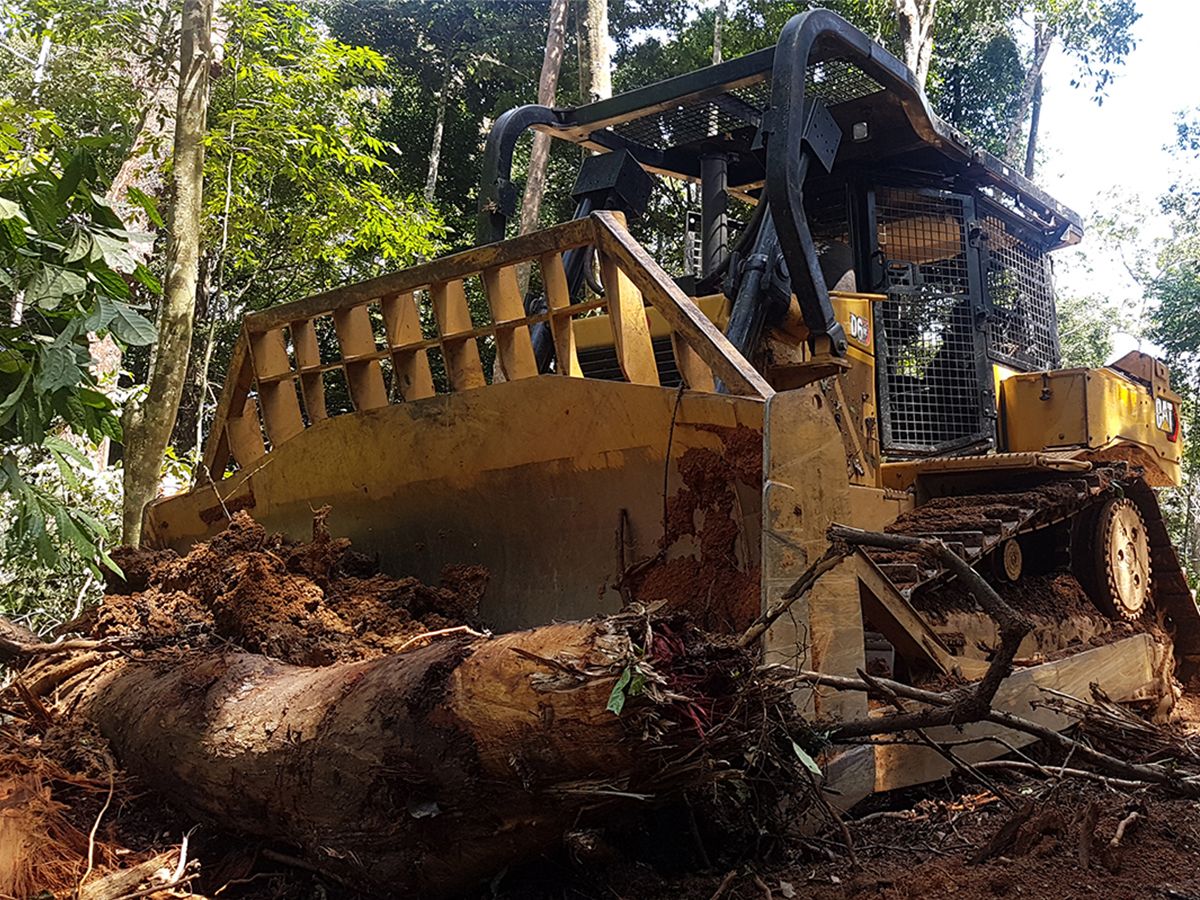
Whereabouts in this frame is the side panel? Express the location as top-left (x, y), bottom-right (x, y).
top-left (762, 387), bottom-right (867, 716)
top-left (147, 378), bottom-right (765, 631)
top-left (1002, 368), bottom-right (1181, 486)
top-left (763, 386), bottom-right (873, 809)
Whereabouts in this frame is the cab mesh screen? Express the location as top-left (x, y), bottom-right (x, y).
top-left (983, 215), bottom-right (1059, 371)
top-left (608, 59), bottom-right (883, 151)
top-left (874, 188), bottom-right (987, 454)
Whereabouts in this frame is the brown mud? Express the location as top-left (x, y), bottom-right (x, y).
top-left (97, 509), bottom-right (487, 666)
top-left (627, 424), bottom-right (763, 633)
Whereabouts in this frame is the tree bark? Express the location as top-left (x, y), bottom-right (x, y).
top-left (1004, 20), bottom-right (1055, 166)
top-left (712, 0), bottom-right (725, 65)
top-left (893, 0), bottom-right (938, 87)
top-left (583, 0), bottom-right (612, 102)
top-left (423, 55), bottom-right (454, 204)
top-left (12, 617), bottom-right (769, 897)
top-left (121, 0), bottom-right (213, 545)
top-left (1024, 63), bottom-right (1043, 178)
top-left (518, 0), bottom-right (569, 239)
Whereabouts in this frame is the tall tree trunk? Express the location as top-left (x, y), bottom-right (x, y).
top-left (583, 0), bottom-right (612, 102)
top-left (893, 0), bottom-right (938, 86)
top-left (121, 0), bottom-right (213, 545)
top-left (423, 55), bottom-right (454, 204)
top-left (712, 0), bottom-right (725, 64)
top-left (1024, 64), bottom-right (1044, 178)
top-left (518, 0), bottom-right (569, 238)
top-left (1004, 20), bottom-right (1054, 166)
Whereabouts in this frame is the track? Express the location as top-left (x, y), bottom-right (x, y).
top-left (862, 464), bottom-right (1200, 673)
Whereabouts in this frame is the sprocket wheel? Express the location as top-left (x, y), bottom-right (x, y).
top-left (1093, 498), bottom-right (1151, 621)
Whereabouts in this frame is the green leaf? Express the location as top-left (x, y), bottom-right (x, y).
top-left (126, 187), bottom-right (164, 228)
top-left (64, 229), bottom-right (91, 263)
top-left (36, 345), bottom-right (82, 393)
top-left (90, 266), bottom-right (131, 300)
top-left (132, 263), bottom-right (162, 294)
top-left (98, 412), bottom-right (123, 442)
top-left (57, 152), bottom-right (85, 203)
top-left (27, 268), bottom-right (63, 310)
top-left (109, 301), bottom-right (157, 345)
top-left (27, 267), bottom-right (86, 310)
top-left (606, 666), bottom-right (633, 716)
top-left (91, 231), bottom-right (135, 272)
top-left (77, 387), bottom-right (112, 409)
top-left (0, 197), bottom-right (25, 221)
top-left (791, 740), bottom-right (822, 777)
top-left (0, 367), bottom-right (32, 426)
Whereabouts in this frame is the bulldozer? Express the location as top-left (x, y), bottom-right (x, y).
top-left (145, 10), bottom-right (1200, 806)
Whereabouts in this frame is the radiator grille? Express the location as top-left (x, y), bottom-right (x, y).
top-left (983, 215), bottom-right (1059, 370)
top-left (577, 337), bottom-right (681, 386)
top-left (875, 189), bottom-right (988, 454)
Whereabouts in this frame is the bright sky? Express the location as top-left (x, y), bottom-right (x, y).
top-left (1037, 0), bottom-right (1200, 358)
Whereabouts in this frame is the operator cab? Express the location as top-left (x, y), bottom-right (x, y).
top-left (479, 9), bottom-right (1083, 459)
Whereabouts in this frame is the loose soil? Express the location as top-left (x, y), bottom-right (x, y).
top-left (628, 424), bottom-right (762, 633)
top-left (97, 509), bottom-right (487, 666)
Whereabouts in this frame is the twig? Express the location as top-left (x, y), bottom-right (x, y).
top-left (912, 727), bottom-right (1016, 810)
top-left (974, 760), bottom-right (1150, 791)
top-left (708, 870), bottom-right (738, 900)
top-left (80, 771), bottom-right (115, 893)
top-left (813, 788), bottom-right (858, 867)
top-left (108, 827), bottom-right (196, 900)
top-left (738, 543), bottom-right (850, 648)
top-left (752, 872), bottom-right (774, 900)
top-left (261, 848), bottom-right (325, 876)
top-left (394, 625), bottom-right (486, 653)
top-left (1109, 810), bottom-right (1142, 848)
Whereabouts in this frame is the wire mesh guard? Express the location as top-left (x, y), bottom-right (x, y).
top-left (608, 59), bottom-right (883, 151)
top-left (983, 215), bottom-right (1059, 370)
top-left (874, 189), bottom-right (987, 453)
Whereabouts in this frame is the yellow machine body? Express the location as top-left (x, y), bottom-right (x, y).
top-left (146, 212), bottom-right (1178, 808)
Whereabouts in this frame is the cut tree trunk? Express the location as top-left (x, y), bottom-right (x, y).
top-left (13, 616), bottom-right (769, 897)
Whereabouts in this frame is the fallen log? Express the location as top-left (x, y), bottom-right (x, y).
top-left (7, 616), bottom-right (777, 897)
top-left (0, 513), bottom-right (802, 897)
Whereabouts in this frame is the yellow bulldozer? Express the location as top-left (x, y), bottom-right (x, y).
top-left (144, 10), bottom-right (1199, 806)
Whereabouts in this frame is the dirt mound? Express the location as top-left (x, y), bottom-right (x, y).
top-left (99, 510), bottom-right (487, 665)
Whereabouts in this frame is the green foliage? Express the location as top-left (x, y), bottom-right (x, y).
top-left (1056, 293), bottom-right (1119, 367)
top-left (0, 0), bottom-right (177, 175)
top-left (0, 146), bottom-right (157, 574)
top-left (0, 441), bottom-right (121, 634)
top-left (1139, 108), bottom-right (1200, 575)
top-left (206, 0), bottom-right (445, 301)
top-left (324, 0), bottom-right (551, 243)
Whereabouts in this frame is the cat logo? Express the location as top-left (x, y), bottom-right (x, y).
top-left (1155, 396), bottom-right (1180, 442)
top-left (849, 312), bottom-right (869, 345)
